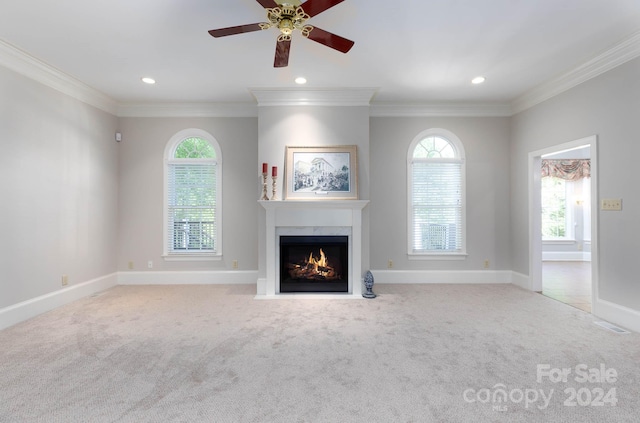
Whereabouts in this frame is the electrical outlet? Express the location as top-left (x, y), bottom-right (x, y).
top-left (601, 198), bottom-right (622, 211)
top-left (61, 275), bottom-right (69, 286)
top-left (232, 260), bottom-right (238, 269)
top-left (484, 260), bottom-right (490, 269)
top-left (128, 261), bottom-right (134, 270)
top-left (388, 259), bottom-right (393, 269)
top-left (147, 260), bottom-right (153, 269)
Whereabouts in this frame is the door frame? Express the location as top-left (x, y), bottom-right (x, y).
top-left (528, 135), bottom-right (599, 312)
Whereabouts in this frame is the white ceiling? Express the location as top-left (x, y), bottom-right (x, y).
top-left (1, 0), bottom-right (640, 107)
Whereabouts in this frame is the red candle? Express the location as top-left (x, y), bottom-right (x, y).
top-left (272, 166), bottom-right (277, 177)
top-left (262, 162), bottom-right (268, 174)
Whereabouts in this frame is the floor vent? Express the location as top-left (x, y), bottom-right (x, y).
top-left (594, 321), bottom-right (630, 334)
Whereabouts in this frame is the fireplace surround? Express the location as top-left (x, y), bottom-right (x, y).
top-left (280, 235), bottom-right (348, 293)
top-left (258, 200), bottom-right (368, 298)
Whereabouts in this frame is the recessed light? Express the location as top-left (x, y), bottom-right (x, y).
top-left (295, 77), bottom-right (307, 85)
top-left (141, 77), bottom-right (156, 85)
top-left (471, 76), bottom-right (486, 85)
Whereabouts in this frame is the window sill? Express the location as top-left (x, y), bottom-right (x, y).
top-left (408, 252), bottom-right (468, 261)
top-left (163, 254), bottom-right (222, 262)
top-left (542, 239), bottom-right (576, 245)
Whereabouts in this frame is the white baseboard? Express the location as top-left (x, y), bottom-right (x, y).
top-left (0, 273), bottom-right (117, 331)
top-left (4, 270), bottom-right (636, 333)
top-left (257, 278), bottom-right (267, 296)
top-left (370, 269), bottom-right (513, 284)
top-left (593, 298), bottom-right (640, 333)
top-left (511, 271), bottom-right (532, 291)
top-left (542, 251), bottom-right (591, 261)
top-left (118, 270), bottom-right (258, 285)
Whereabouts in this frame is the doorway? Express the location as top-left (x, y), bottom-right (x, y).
top-left (542, 261), bottom-right (592, 312)
top-left (528, 136), bottom-right (598, 314)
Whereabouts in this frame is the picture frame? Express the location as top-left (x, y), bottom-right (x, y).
top-left (284, 145), bottom-right (358, 200)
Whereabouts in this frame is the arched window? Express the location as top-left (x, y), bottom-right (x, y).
top-left (164, 129), bottom-right (221, 258)
top-left (408, 129), bottom-right (466, 256)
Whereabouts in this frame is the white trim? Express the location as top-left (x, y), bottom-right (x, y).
top-left (259, 200), bottom-right (368, 298)
top-left (250, 87), bottom-right (377, 106)
top-left (163, 129), bottom-right (222, 257)
top-left (593, 298), bottom-right (640, 333)
top-left (259, 199), bottom-right (370, 211)
top-left (118, 270), bottom-right (257, 285)
top-left (408, 253), bottom-right (468, 260)
top-left (162, 254), bottom-right (222, 262)
top-left (511, 272), bottom-right (532, 291)
top-left (369, 270), bottom-right (512, 284)
top-left (371, 103), bottom-right (512, 117)
top-left (528, 136), bottom-right (598, 298)
top-left (255, 293), bottom-right (364, 300)
top-left (528, 153), bottom-right (543, 292)
top-left (542, 251), bottom-right (591, 261)
top-left (3, 28), bottom-right (639, 118)
top-left (0, 273), bottom-right (117, 331)
top-left (407, 128), bottom-right (467, 256)
top-left (542, 239), bottom-right (576, 245)
top-left (0, 39), bottom-right (117, 115)
top-left (117, 102), bottom-right (258, 117)
top-left (512, 30), bottom-right (640, 114)
top-left (119, 101), bottom-right (513, 118)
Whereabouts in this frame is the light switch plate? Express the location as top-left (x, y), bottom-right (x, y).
top-left (601, 198), bottom-right (622, 211)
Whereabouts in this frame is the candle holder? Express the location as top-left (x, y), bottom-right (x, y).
top-left (260, 172), bottom-right (269, 200)
top-left (271, 175), bottom-right (278, 200)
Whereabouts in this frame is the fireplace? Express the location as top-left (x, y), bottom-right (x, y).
top-left (259, 200), bottom-right (368, 298)
top-left (280, 236), bottom-right (348, 293)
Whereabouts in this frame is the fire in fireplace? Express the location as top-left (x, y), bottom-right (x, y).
top-left (279, 235), bottom-right (348, 293)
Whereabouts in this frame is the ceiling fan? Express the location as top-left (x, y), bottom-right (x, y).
top-left (208, 0), bottom-right (354, 68)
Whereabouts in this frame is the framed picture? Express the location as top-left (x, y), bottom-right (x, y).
top-left (284, 145), bottom-right (358, 200)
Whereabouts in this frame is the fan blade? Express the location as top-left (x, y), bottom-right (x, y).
top-left (256, 0), bottom-right (278, 8)
top-left (208, 23), bottom-right (265, 38)
top-left (305, 27), bottom-right (354, 53)
top-left (274, 39), bottom-right (291, 68)
top-left (300, 0), bottom-right (345, 17)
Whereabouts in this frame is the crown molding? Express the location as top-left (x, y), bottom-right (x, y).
top-left (117, 102), bottom-right (258, 118)
top-left (0, 39), bottom-right (118, 115)
top-left (512, 30), bottom-right (640, 114)
top-left (4, 28), bottom-right (640, 118)
top-left (370, 102), bottom-right (513, 117)
top-left (117, 101), bottom-right (511, 118)
top-left (250, 87), bottom-right (378, 106)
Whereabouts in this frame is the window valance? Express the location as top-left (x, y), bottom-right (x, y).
top-left (541, 159), bottom-right (590, 180)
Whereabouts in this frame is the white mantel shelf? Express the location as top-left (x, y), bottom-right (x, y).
top-left (258, 199), bottom-right (369, 299)
top-left (259, 200), bottom-right (369, 210)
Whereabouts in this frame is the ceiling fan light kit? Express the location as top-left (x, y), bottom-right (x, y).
top-left (209, 0), bottom-right (354, 68)
top-left (267, 2), bottom-right (311, 40)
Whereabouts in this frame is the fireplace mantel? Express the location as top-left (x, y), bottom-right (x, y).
top-left (258, 200), bottom-right (369, 299)
top-left (260, 199), bottom-right (369, 210)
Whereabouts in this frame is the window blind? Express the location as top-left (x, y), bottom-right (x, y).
top-left (167, 163), bottom-right (217, 252)
top-left (411, 161), bottom-right (462, 252)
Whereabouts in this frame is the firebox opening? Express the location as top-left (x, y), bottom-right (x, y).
top-left (279, 235), bottom-right (348, 293)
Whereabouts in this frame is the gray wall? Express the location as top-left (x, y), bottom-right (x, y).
top-left (117, 117), bottom-right (258, 272)
top-left (0, 66), bottom-right (119, 309)
top-left (510, 57), bottom-right (640, 310)
top-left (369, 117), bottom-right (512, 271)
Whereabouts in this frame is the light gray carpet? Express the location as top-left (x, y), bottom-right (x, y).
top-left (1, 284), bottom-right (639, 422)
